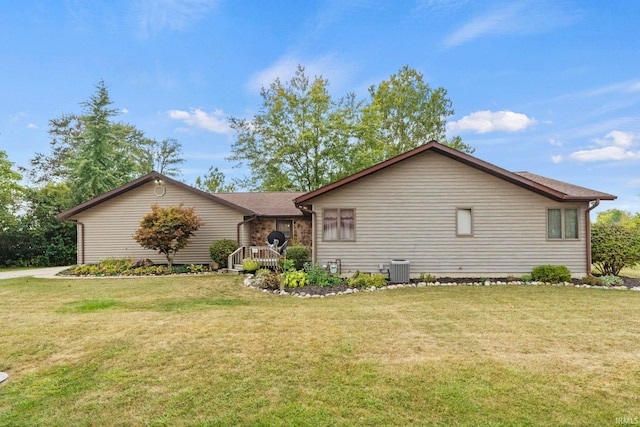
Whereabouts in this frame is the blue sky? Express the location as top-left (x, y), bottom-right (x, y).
top-left (2, 0), bottom-right (639, 214)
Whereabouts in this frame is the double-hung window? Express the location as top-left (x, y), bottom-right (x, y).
top-left (323, 208), bottom-right (355, 241)
top-left (547, 208), bottom-right (579, 239)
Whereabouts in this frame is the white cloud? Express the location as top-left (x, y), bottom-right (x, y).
top-left (246, 54), bottom-right (356, 94)
top-left (549, 137), bottom-right (564, 147)
top-left (447, 110), bottom-right (536, 134)
top-left (416, 0), bottom-right (468, 11)
top-left (580, 79), bottom-right (640, 98)
top-left (9, 112), bottom-right (27, 122)
top-left (134, 0), bottom-right (218, 37)
top-left (168, 108), bottom-right (230, 134)
top-left (569, 131), bottom-right (640, 162)
top-left (551, 155), bottom-right (563, 163)
top-left (27, 123), bottom-right (38, 129)
top-left (443, 1), bottom-right (574, 48)
top-left (122, 108), bottom-right (129, 114)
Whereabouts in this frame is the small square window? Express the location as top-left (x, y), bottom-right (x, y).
top-left (276, 220), bottom-right (292, 239)
top-left (456, 208), bottom-right (473, 236)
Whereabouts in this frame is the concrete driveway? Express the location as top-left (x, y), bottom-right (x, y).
top-left (0, 266), bottom-right (71, 280)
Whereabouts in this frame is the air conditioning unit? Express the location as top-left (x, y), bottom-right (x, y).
top-left (389, 259), bottom-right (410, 283)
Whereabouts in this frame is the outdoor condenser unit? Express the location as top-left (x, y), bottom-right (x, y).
top-left (389, 259), bottom-right (410, 283)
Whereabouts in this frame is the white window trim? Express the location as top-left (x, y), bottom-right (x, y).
top-left (456, 207), bottom-right (474, 237)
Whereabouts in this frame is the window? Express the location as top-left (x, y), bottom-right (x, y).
top-left (547, 208), bottom-right (579, 239)
top-left (276, 220), bottom-right (292, 239)
top-left (323, 208), bottom-right (355, 241)
top-left (456, 208), bottom-right (473, 236)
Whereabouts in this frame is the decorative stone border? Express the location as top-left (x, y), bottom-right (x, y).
top-left (244, 275), bottom-right (640, 298)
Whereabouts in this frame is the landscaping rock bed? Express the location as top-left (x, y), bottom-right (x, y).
top-left (245, 275), bottom-right (640, 297)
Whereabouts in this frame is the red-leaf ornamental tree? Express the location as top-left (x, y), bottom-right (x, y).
top-left (134, 204), bottom-right (202, 267)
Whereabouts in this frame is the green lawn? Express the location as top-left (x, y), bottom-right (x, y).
top-left (1, 275), bottom-right (639, 426)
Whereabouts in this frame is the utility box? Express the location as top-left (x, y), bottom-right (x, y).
top-left (389, 259), bottom-right (410, 283)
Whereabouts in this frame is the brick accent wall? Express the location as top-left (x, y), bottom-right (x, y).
top-left (250, 217), bottom-right (312, 248)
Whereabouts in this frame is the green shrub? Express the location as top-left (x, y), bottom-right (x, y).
top-left (209, 239), bottom-right (239, 269)
top-left (304, 263), bottom-right (343, 287)
top-left (600, 275), bottom-right (624, 286)
top-left (282, 270), bottom-right (308, 288)
top-left (69, 264), bottom-right (100, 276)
top-left (242, 258), bottom-right (261, 272)
top-left (520, 274), bottom-right (533, 282)
top-left (347, 271), bottom-right (366, 288)
top-left (591, 223), bottom-right (640, 276)
top-left (348, 271), bottom-right (388, 288)
top-left (581, 276), bottom-right (603, 286)
top-left (418, 272), bottom-right (437, 283)
top-left (255, 268), bottom-right (272, 276)
top-left (254, 272), bottom-right (282, 290)
top-left (187, 264), bottom-right (209, 273)
top-left (531, 265), bottom-right (571, 283)
top-left (280, 258), bottom-right (295, 272)
top-left (368, 273), bottom-right (388, 288)
top-left (286, 246), bottom-right (310, 270)
top-left (128, 265), bottom-right (173, 276)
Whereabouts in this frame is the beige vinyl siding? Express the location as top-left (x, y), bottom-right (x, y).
top-left (310, 151), bottom-right (589, 278)
top-left (74, 181), bottom-right (244, 264)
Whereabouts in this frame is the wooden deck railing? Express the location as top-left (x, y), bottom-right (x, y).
top-left (228, 246), bottom-right (281, 270)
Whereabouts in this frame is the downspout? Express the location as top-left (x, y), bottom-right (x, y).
top-left (296, 205), bottom-right (317, 264)
top-left (585, 199), bottom-right (600, 276)
top-left (237, 215), bottom-right (257, 246)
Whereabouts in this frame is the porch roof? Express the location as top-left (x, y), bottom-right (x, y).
top-left (215, 192), bottom-right (307, 217)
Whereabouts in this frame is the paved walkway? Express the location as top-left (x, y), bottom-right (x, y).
top-left (0, 266), bottom-right (71, 280)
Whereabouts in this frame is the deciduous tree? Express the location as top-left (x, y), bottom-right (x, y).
top-left (229, 64), bottom-right (470, 191)
top-left (134, 204), bottom-right (202, 267)
top-left (195, 166), bottom-right (236, 193)
top-left (0, 150), bottom-right (23, 230)
top-left (148, 138), bottom-right (185, 176)
top-left (596, 208), bottom-right (634, 226)
top-left (229, 65), bottom-right (358, 191)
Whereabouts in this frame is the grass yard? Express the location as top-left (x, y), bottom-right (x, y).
top-left (1, 275), bottom-right (639, 426)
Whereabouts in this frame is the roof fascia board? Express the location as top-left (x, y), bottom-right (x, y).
top-left (57, 171), bottom-right (254, 219)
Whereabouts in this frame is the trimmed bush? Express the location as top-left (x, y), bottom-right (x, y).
top-left (209, 239), bottom-right (238, 269)
top-left (531, 265), bottom-right (571, 283)
top-left (286, 246), bottom-right (310, 270)
top-left (242, 258), bottom-right (260, 272)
